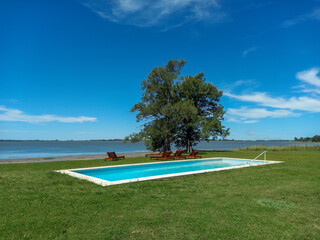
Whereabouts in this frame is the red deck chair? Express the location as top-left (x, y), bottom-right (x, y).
top-left (172, 150), bottom-right (185, 159)
top-left (145, 152), bottom-right (163, 157)
top-left (183, 150), bottom-right (202, 159)
top-left (105, 152), bottom-right (125, 161)
top-left (150, 151), bottom-right (173, 160)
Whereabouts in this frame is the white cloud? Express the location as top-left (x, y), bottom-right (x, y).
top-left (228, 107), bottom-right (299, 120)
top-left (297, 88), bottom-right (320, 95)
top-left (83, 0), bottom-right (224, 29)
top-left (224, 92), bottom-right (320, 113)
top-left (227, 117), bottom-right (240, 123)
top-left (296, 67), bottom-right (320, 88)
top-left (242, 47), bottom-right (259, 57)
top-left (224, 67), bottom-right (320, 124)
top-left (233, 79), bottom-right (256, 87)
top-left (220, 79), bottom-right (258, 95)
top-left (292, 68), bottom-right (320, 95)
top-left (282, 8), bottom-right (320, 27)
top-left (116, 0), bottom-right (146, 13)
top-left (243, 120), bottom-right (258, 124)
top-left (0, 106), bottom-right (97, 123)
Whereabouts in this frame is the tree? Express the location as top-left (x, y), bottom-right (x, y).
top-left (125, 59), bottom-right (229, 152)
top-left (175, 73), bottom-right (229, 152)
top-left (294, 135), bottom-right (320, 142)
top-left (125, 60), bottom-right (186, 151)
top-left (311, 135), bottom-right (320, 142)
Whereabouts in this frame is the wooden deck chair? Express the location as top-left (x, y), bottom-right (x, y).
top-left (145, 152), bottom-right (163, 157)
top-left (172, 150), bottom-right (185, 159)
top-left (183, 150), bottom-right (202, 159)
top-left (105, 151), bottom-right (125, 161)
top-left (150, 151), bottom-right (173, 160)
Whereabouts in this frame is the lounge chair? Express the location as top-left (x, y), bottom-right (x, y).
top-left (145, 152), bottom-right (163, 157)
top-left (171, 149), bottom-right (185, 159)
top-left (150, 150), bottom-right (173, 160)
top-left (183, 150), bottom-right (202, 159)
top-left (105, 152), bottom-right (125, 161)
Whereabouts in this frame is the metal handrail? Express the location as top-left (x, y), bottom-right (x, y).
top-left (253, 151), bottom-right (267, 160)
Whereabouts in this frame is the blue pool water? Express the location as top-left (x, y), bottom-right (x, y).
top-left (73, 159), bottom-right (264, 182)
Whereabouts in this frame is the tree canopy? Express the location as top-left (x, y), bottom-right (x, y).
top-left (294, 135), bottom-right (320, 142)
top-left (125, 59), bottom-right (229, 152)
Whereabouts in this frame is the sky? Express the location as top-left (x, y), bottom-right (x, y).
top-left (0, 0), bottom-right (319, 140)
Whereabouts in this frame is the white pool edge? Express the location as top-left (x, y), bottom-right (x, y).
top-left (55, 157), bottom-right (283, 186)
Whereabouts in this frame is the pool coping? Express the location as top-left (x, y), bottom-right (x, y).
top-left (55, 157), bottom-right (283, 186)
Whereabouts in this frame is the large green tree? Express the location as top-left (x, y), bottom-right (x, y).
top-left (175, 73), bottom-right (229, 152)
top-left (125, 60), bottom-right (229, 152)
top-left (125, 60), bottom-right (185, 151)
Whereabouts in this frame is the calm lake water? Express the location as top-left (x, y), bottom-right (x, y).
top-left (0, 141), bottom-right (319, 160)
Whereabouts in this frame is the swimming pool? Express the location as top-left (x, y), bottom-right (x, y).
top-left (56, 158), bottom-right (282, 186)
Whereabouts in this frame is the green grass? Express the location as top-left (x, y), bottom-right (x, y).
top-left (240, 144), bottom-right (320, 151)
top-left (1, 150), bottom-right (319, 239)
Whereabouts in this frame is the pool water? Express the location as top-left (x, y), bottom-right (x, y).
top-left (73, 159), bottom-right (265, 182)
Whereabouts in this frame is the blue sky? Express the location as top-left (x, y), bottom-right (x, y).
top-left (0, 0), bottom-right (319, 140)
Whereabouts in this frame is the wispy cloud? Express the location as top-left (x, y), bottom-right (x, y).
top-left (293, 68), bottom-right (320, 95)
top-left (0, 106), bottom-right (97, 123)
top-left (83, 0), bottom-right (225, 30)
top-left (233, 79), bottom-right (255, 87)
top-left (243, 120), bottom-right (258, 124)
top-left (296, 67), bottom-right (320, 88)
top-left (221, 79), bottom-right (258, 94)
top-left (227, 107), bottom-right (299, 123)
top-left (242, 47), bottom-right (259, 57)
top-left (294, 88), bottom-right (320, 95)
top-left (225, 92), bottom-right (320, 113)
top-left (282, 8), bottom-right (320, 27)
top-left (225, 67), bottom-right (320, 123)
top-left (228, 107), bottom-right (299, 119)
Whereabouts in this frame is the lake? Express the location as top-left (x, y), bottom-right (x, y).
top-left (0, 140), bottom-right (319, 160)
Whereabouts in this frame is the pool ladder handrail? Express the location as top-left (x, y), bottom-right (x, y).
top-left (253, 151), bottom-right (267, 161)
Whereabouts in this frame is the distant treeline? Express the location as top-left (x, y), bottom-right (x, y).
top-left (214, 139), bottom-right (290, 142)
top-left (0, 139), bottom-right (124, 142)
top-left (294, 135), bottom-right (320, 142)
top-left (0, 139), bottom-right (292, 142)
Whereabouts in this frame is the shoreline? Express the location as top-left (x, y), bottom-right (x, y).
top-left (0, 152), bottom-right (153, 164)
top-left (0, 149), bottom-right (235, 164)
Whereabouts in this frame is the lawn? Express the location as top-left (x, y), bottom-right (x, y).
top-left (0, 150), bottom-right (319, 239)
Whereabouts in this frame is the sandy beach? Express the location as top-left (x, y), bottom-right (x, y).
top-left (0, 151), bottom-right (154, 164)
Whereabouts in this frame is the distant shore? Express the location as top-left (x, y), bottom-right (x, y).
top-left (2, 141), bottom-right (319, 164)
top-left (0, 151), bottom-right (153, 164)
top-left (0, 149), bottom-right (237, 164)
top-left (0, 139), bottom-right (293, 142)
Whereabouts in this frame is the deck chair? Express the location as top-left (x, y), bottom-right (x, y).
top-left (183, 150), bottom-right (202, 159)
top-left (172, 150), bottom-right (185, 159)
top-left (105, 152), bottom-right (125, 161)
top-left (145, 152), bottom-right (163, 157)
top-left (150, 150), bottom-right (173, 160)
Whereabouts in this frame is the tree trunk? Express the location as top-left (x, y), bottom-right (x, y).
top-left (187, 138), bottom-right (193, 153)
top-left (163, 116), bottom-right (171, 152)
top-left (186, 128), bottom-right (193, 153)
top-left (163, 135), bottom-right (171, 152)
